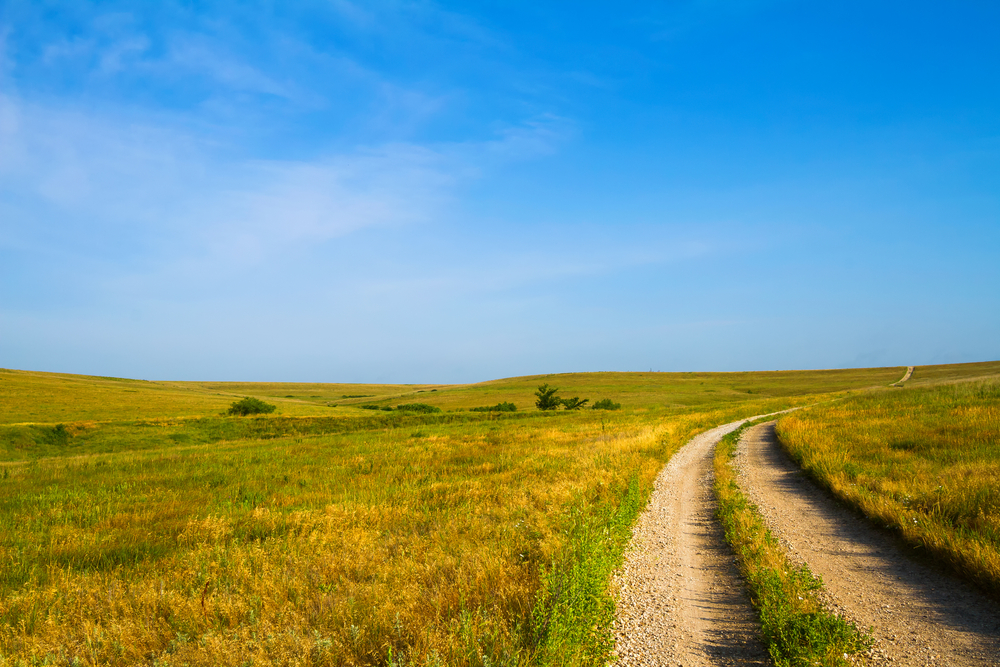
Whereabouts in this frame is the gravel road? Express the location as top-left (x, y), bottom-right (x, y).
top-left (736, 422), bottom-right (1000, 666)
top-left (613, 419), bottom-right (771, 667)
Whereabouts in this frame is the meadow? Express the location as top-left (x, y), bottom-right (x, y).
top-left (0, 363), bottom-right (972, 666)
top-left (776, 361), bottom-right (1000, 597)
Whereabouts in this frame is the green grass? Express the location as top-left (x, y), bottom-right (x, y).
top-left (1, 366), bottom-right (911, 424)
top-left (776, 376), bottom-right (1000, 596)
top-left (903, 360), bottom-right (1000, 387)
top-left (0, 364), bottom-right (964, 666)
top-left (714, 422), bottom-right (872, 666)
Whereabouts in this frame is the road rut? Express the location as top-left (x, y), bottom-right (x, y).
top-left (737, 422), bottom-right (1000, 666)
top-left (613, 420), bottom-right (770, 666)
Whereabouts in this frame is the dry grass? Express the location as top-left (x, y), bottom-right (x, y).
top-left (776, 379), bottom-right (1000, 596)
top-left (0, 415), bottom-right (637, 665)
top-left (0, 404), bottom-right (796, 666)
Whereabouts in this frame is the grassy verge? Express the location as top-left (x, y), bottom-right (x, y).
top-left (776, 379), bottom-right (1000, 597)
top-left (714, 421), bottom-right (871, 666)
top-left (529, 477), bottom-right (643, 665)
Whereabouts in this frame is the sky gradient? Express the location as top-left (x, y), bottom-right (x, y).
top-left (2, 1), bottom-right (998, 382)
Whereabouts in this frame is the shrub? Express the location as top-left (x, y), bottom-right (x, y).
top-left (535, 384), bottom-right (562, 411)
top-left (44, 424), bottom-right (71, 446)
top-left (227, 397), bottom-right (277, 416)
top-left (395, 403), bottom-right (442, 413)
top-left (561, 397), bottom-right (589, 410)
top-left (591, 399), bottom-right (621, 411)
top-left (470, 402), bottom-right (518, 413)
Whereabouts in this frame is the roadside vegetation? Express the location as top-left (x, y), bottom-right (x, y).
top-left (776, 374), bottom-right (1000, 597)
top-left (714, 422), bottom-right (872, 666)
top-left (0, 363), bottom-right (966, 666)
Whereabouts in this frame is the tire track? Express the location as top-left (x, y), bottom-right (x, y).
top-left (613, 419), bottom-right (770, 667)
top-left (737, 422), bottom-right (1000, 666)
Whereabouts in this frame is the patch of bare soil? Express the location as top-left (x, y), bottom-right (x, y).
top-left (737, 422), bottom-right (1000, 666)
top-left (613, 420), bottom-right (770, 667)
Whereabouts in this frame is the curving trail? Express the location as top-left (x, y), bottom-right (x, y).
top-left (893, 366), bottom-right (915, 386)
top-left (613, 419), bottom-right (770, 666)
top-left (737, 422), bottom-right (1000, 666)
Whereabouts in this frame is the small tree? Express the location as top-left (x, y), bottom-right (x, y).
top-left (561, 396), bottom-right (589, 410)
top-left (535, 384), bottom-right (562, 411)
top-left (228, 397), bottom-right (277, 416)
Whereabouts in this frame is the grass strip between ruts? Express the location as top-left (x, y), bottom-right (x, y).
top-left (713, 420), bottom-right (872, 667)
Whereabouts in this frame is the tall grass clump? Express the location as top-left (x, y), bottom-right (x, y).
top-left (714, 422), bottom-right (871, 666)
top-left (776, 379), bottom-right (1000, 596)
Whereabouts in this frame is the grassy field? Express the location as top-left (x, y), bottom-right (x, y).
top-left (0, 366), bottom-right (910, 424)
top-left (776, 369), bottom-right (1000, 597)
top-left (0, 363), bottom-right (968, 666)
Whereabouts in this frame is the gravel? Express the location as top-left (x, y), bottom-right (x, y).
top-left (612, 419), bottom-right (771, 667)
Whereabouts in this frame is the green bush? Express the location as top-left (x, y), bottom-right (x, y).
top-left (395, 403), bottom-right (442, 414)
top-left (561, 397), bottom-right (589, 410)
top-left (227, 397), bottom-right (277, 416)
top-left (591, 399), bottom-right (621, 411)
top-left (470, 402), bottom-right (518, 413)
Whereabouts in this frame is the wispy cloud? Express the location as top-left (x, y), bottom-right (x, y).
top-left (161, 34), bottom-right (299, 100)
top-left (0, 91), bottom-right (570, 269)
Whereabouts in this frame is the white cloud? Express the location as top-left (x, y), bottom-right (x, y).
top-left (0, 92), bottom-right (568, 269)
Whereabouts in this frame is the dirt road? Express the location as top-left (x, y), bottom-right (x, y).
top-left (893, 366), bottom-right (915, 386)
top-left (613, 420), bottom-right (771, 666)
top-left (737, 422), bottom-right (1000, 666)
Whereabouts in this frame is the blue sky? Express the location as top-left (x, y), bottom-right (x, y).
top-left (2, 1), bottom-right (998, 382)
